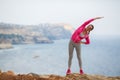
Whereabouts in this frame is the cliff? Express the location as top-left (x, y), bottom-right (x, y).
top-left (0, 22), bottom-right (74, 44)
top-left (0, 43), bottom-right (12, 49)
top-left (0, 40), bottom-right (12, 49)
top-left (0, 70), bottom-right (120, 80)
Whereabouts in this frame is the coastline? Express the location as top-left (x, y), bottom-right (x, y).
top-left (0, 43), bottom-right (13, 49)
top-left (0, 70), bottom-right (120, 80)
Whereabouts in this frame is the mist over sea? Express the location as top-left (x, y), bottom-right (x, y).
top-left (0, 36), bottom-right (120, 76)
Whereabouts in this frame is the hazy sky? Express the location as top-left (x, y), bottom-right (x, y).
top-left (0, 0), bottom-right (120, 36)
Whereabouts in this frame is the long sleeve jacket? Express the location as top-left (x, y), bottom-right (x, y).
top-left (71, 18), bottom-right (94, 44)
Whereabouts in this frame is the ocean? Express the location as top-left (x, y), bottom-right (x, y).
top-left (0, 36), bottom-right (120, 76)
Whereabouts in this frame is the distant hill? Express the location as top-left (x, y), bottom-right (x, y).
top-left (0, 22), bottom-right (74, 44)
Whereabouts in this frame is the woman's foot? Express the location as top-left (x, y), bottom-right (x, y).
top-left (80, 69), bottom-right (84, 74)
top-left (66, 69), bottom-right (71, 75)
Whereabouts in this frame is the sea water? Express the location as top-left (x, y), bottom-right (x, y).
top-left (0, 36), bottom-right (120, 76)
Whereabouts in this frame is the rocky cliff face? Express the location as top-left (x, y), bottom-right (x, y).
top-left (0, 43), bottom-right (12, 49)
top-left (0, 23), bottom-right (74, 44)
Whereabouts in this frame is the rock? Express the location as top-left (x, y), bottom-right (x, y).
top-left (0, 71), bottom-right (120, 80)
top-left (0, 70), bottom-right (2, 75)
top-left (27, 73), bottom-right (40, 77)
top-left (66, 73), bottom-right (120, 80)
top-left (0, 43), bottom-right (13, 49)
top-left (0, 71), bottom-right (15, 80)
top-left (6, 71), bottom-right (15, 76)
top-left (0, 70), bottom-right (1, 73)
top-left (48, 75), bottom-right (66, 80)
top-left (66, 73), bottom-right (90, 80)
top-left (16, 74), bottom-right (38, 80)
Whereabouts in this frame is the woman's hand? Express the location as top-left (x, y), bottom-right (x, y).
top-left (80, 41), bottom-right (86, 44)
top-left (94, 17), bottom-right (104, 20)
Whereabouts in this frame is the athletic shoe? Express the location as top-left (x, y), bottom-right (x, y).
top-left (66, 69), bottom-right (71, 75)
top-left (80, 69), bottom-right (84, 74)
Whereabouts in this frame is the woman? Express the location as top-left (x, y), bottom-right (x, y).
top-left (66, 17), bottom-right (104, 75)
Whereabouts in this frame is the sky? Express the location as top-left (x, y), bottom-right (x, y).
top-left (0, 0), bottom-right (120, 36)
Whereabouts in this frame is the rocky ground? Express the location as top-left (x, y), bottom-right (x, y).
top-left (0, 70), bottom-right (120, 80)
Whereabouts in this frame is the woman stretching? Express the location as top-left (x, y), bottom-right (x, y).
top-left (66, 17), bottom-right (104, 75)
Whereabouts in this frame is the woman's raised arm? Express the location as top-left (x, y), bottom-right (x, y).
top-left (94, 17), bottom-right (104, 20)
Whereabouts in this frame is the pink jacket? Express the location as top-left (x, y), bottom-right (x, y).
top-left (71, 18), bottom-right (94, 44)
